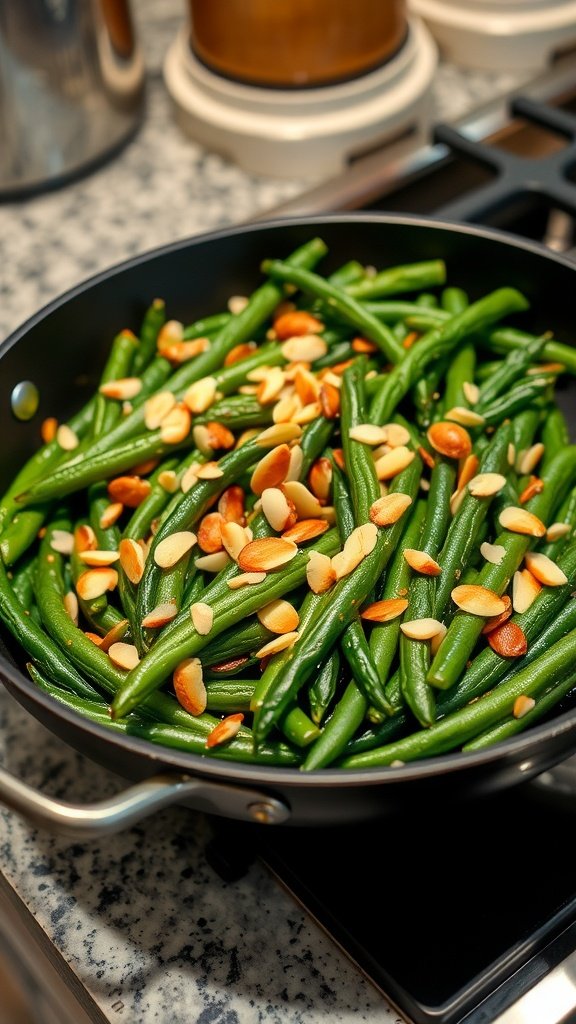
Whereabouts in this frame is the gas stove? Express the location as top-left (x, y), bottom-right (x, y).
top-left (220, 52), bottom-right (576, 1024)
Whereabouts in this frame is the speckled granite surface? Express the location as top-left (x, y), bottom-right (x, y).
top-left (0, 3), bottom-right (532, 1020)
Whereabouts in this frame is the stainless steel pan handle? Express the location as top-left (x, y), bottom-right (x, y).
top-left (0, 763), bottom-right (290, 838)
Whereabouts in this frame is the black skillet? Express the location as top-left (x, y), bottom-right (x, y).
top-left (1, 213), bottom-right (575, 834)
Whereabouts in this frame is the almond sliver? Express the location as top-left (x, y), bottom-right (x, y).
top-left (257, 599), bottom-right (300, 634)
top-left (403, 548), bottom-right (442, 576)
top-left (480, 541), bottom-right (506, 565)
top-left (195, 551), bottom-right (231, 573)
top-left (360, 598), bottom-right (408, 623)
top-left (141, 601), bottom-right (179, 628)
top-left (468, 473), bottom-right (507, 498)
top-left (154, 531), bottom-right (197, 568)
top-left (451, 584), bottom-right (507, 617)
top-left (173, 657), bottom-right (206, 715)
top-left (119, 538), bottom-right (146, 584)
top-left (524, 551), bottom-right (568, 586)
top-left (99, 377), bottom-right (142, 401)
top-left (513, 568), bottom-right (542, 613)
top-left (255, 632), bottom-right (299, 659)
top-left (190, 601), bottom-right (214, 635)
top-left (79, 549), bottom-right (120, 567)
top-left (499, 506), bottom-right (546, 537)
top-left (261, 487), bottom-right (294, 532)
top-left (281, 335), bottom-right (328, 363)
top-left (369, 493), bottom-right (412, 527)
top-left (145, 390), bottom-right (178, 429)
top-left (281, 518), bottom-right (329, 544)
top-left (108, 642), bottom-right (140, 671)
top-left (400, 618), bottom-right (444, 640)
top-left (281, 480), bottom-right (324, 519)
top-left (50, 529), bottom-right (74, 555)
top-left (250, 444), bottom-right (291, 496)
top-left (237, 537), bottom-right (298, 572)
top-left (517, 442), bottom-right (545, 476)
top-left (546, 522), bottom-right (571, 542)
top-left (227, 571), bottom-right (267, 589)
top-left (374, 446), bottom-right (415, 481)
top-left (349, 424), bottom-right (389, 446)
top-left (255, 422), bottom-right (302, 447)
top-left (306, 550), bottom-right (336, 593)
top-left (76, 567), bottom-right (118, 601)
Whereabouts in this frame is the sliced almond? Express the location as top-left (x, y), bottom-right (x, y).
top-left (224, 341), bottom-right (257, 366)
top-left (238, 537), bottom-right (298, 572)
top-left (403, 548), bottom-right (442, 576)
top-left (430, 622), bottom-right (448, 656)
top-left (227, 294), bottom-right (249, 315)
top-left (418, 445), bottom-right (436, 470)
top-left (360, 598), bottom-right (408, 623)
top-left (281, 335), bottom-right (328, 363)
top-left (173, 657), bottom-right (206, 716)
top-left (352, 336), bottom-right (378, 353)
top-left (513, 568), bottom-right (542, 613)
top-left (519, 476), bottom-right (544, 505)
top-left (546, 522), bottom-right (571, 542)
top-left (183, 376), bottom-right (217, 414)
top-left (181, 463), bottom-right (202, 493)
top-left (308, 457), bottom-right (332, 502)
top-left (427, 422), bottom-right (472, 460)
top-left (99, 377), bottom-right (142, 401)
top-left (196, 461), bottom-right (224, 480)
top-left (457, 454), bottom-right (480, 493)
top-left (50, 529), bottom-right (74, 555)
top-left (524, 551), bottom-right (568, 586)
top-left (374, 446), bottom-right (415, 481)
top-left (274, 310), bottom-right (324, 339)
top-left (400, 618), bottom-right (444, 640)
top-left (74, 524), bottom-right (97, 553)
top-left (451, 584), bottom-right (507, 617)
top-left (462, 381), bottom-right (480, 405)
top-left (332, 523), bottom-right (378, 580)
top-left (257, 599), bottom-right (300, 634)
top-left (98, 618), bottom-right (130, 652)
top-left (41, 417), bottom-right (58, 443)
top-left (480, 541), bottom-right (506, 565)
top-left (449, 487), bottom-right (467, 516)
top-left (444, 406), bottom-right (486, 427)
top-left (481, 595), bottom-right (513, 634)
top-left (488, 621), bottom-right (528, 657)
top-left (144, 391), bottom-right (177, 431)
top-left (250, 444), bottom-right (291, 496)
top-left (513, 695), bottom-right (536, 719)
top-left (205, 712), bottom-right (244, 748)
top-left (286, 444), bottom-right (304, 483)
top-left (517, 442), bottom-right (545, 476)
top-left (142, 601), bottom-right (179, 628)
top-left (221, 521), bottom-right (252, 561)
top-left (256, 367), bottom-right (286, 406)
top-left (197, 512), bottom-right (225, 554)
top-left (261, 487), bottom-right (296, 532)
top-left (194, 421), bottom-right (235, 454)
top-left (293, 367), bottom-right (319, 403)
top-left (282, 518), bottom-right (328, 544)
top-left (63, 591), bottom-right (79, 625)
top-left (56, 424), bottom-right (79, 450)
top-left (292, 400), bottom-right (322, 425)
top-left (79, 549), bottom-right (120, 567)
top-left (306, 550), bottom-right (336, 593)
top-left (281, 480), bottom-right (324, 519)
top-left (108, 476), bottom-right (151, 508)
top-left (108, 642), bottom-right (140, 671)
top-left (227, 571), bottom-right (267, 589)
top-left (508, 443), bottom-right (516, 467)
top-left (218, 485), bottom-right (246, 525)
top-left (99, 502), bottom-right (124, 529)
top-left (468, 473), bottom-right (507, 498)
top-left (160, 403), bottom-right (192, 445)
top-left (255, 632), bottom-right (299, 659)
top-left (76, 567), bottom-right (119, 601)
top-left (255, 423), bottom-right (303, 449)
top-left (349, 424), bottom-right (390, 446)
top-left (194, 551), bottom-right (231, 573)
top-left (383, 423), bottom-right (412, 448)
top-left (119, 538), bottom-right (146, 584)
top-left (319, 382), bottom-right (340, 419)
top-left (158, 470), bottom-right (179, 494)
top-left (190, 601), bottom-right (214, 636)
top-left (369, 492), bottom-right (412, 527)
top-left (499, 506), bottom-right (546, 538)
top-left (157, 319), bottom-right (183, 350)
top-left (161, 338), bottom-right (210, 364)
top-left (154, 531), bottom-right (197, 568)
top-left (272, 394), bottom-right (301, 424)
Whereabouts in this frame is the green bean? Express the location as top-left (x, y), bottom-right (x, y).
top-left (133, 298), bottom-right (166, 375)
top-left (487, 326), bottom-right (576, 375)
top-left (302, 681), bottom-right (368, 771)
top-left (476, 331), bottom-right (546, 409)
top-left (479, 375), bottom-right (553, 427)
top-left (346, 260), bottom-right (446, 301)
top-left (90, 329), bottom-right (139, 440)
top-left (442, 345), bottom-right (475, 413)
top-left (462, 674), bottom-right (576, 751)
top-left (308, 651), bottom-right (340, 725)
top-left (182, 312), bottom-right (230, 340)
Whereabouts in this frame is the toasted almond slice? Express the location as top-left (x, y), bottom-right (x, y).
top-left (218, 485), bottom-right (246, 525)
top-left (158, 469), bottom-right (179, 494)
top-left (154, 531), bottom-right (197, 568)
top-left (141, 601), bottom-right (179, 628)
top-left (517, 442), bottom-right (545, 476)
top-left (63, 591), bottom-right (79, 625)
top-left (272, 394), bottom-right (301, 424)
top-left (427, 422), bottom-right (472, 460)
top-left (400, 618), bottom-right (444, 640)
top-left (488, 621), bottom-right (528, 657)
top-left (256, 367), bottom-right (286, 406)
top-left (181, 463), bottom-right (201, 493)
top-left (247, 364), bottom-right (279, 383)
top-left (513, 568), bottom-right (542, 613)
top-left (282, 518), bottom-right (328, 544)
top-left (349, 424), bottom-right (390, 446)
top-left (281, 335), bottom-right (328, 363)
top-left (76, 567), bottom-right (119, 601)
top-left (160, 403), bottom-right (192, 444)
top-left (499, 506), bottom-right (546, 538)
top-left (206, 712), bottom-right (244, 748)
top-left (108, 476), bottom-right (151, 508)
top-left (430, 622), bottom-right (448, 656)
top-left (480, 541), bottom-right (506, 565)
top-left (197, 512), bottom-right (225, 554)
top-left (79, 549), bottom-right (120, 567)
top-left (190, 601), bottom-right (214, 636)
top-left (238, 537), bottom-right (298, 572)
top-left (360, 598), bottom-right (408, 623)
top-left (467, 472), bottom-right (507, 498)
top-left (508, 443), bottom-right (516, 467)
top-left (195, 551), bottom-right (231, 572)
top-left (403, 548), bottom-right (442, 576)
top-left (98, 618), bottom-right (130, 652)
top-left (162, 338), bottom-right (211, 364)
top-left (332, 523), bottom-right (378, 579)
top-left (257, 599), bottom-right (300, 634)
top-left (256, 423), bottom-right (303, 448)
top-left (292, 400), bottom-right (322, 425)
top-left (524, 551), bottom-right (568, 586)
top-left (74, 524), bottom-right (97, 553)
top-left (285, 444), bottom-right (304, 483)
top-left (546, 521), bottom-right (571, 542)
top-left (224, 342), bottom-right (257, 367)
top-left (99, 377), bottom-right (142, 401)
top-left (383, 423), bottom-right (411, 448)
top-left (519, 476), bottom-right (544, 504)
top-left (369, 492), bottom-right (412, 527)
top-left (306, 550), bottom-right (336, 593)
top-left (281, 480), bottom-right (324, 519)
top-left (157, 319), bottom-right (183, 350)
top-left (451, 584), bottom-right (507, 617)
top-left (99, 502), bottom-right (124, 529)
top-left (144, 390), bottom-right (177, 431)
top-left (294, 366), bottom-right (320, 404)
top-left (352, 336), bottom-right (378, 353)
top-left (196, 461), bottom-right (224, 480)
top-left (319, 382), bottom-right (340, 419)
top-left (374, 446), bottom-right (415, 481)
top-left (449, 487), bottom-right (466, 516)
top-left (261, 487), bottom-right (295, 532)
top-left (481, 595), bottom-right (512, 634)
top-left (108, 642), bottom-right (140, 671)
top-left (255, 632), bottom-right (299, 659)
top-left (457, 454), bottom-right (480, 493)
top-left (41, 416), bottom-right (58, 443)
top-left (513, 695), bottom-right (536, 719)
top-left (250, 444), bottom-right (291, 496)
top-left (462, 381), bottom-right (480, 405)
top-left (308, 456), bottom-right (332, 502)
top-left (227, 571), bottom-right (267, 589)
top-left (221, 521), bottom-right (252, 561)
top-left (274, 310), bottom-right (324, 339)
top-left (227, 294), bottom-right (249, 315)
top-left (183, 376), bottom-right (217, 414)
top-left (119, 538), bottom-right (146, 584)
top-left (174, 657), bottom-right (207, 716)
top-left (56, 424), bottom-right (79, 451)
top-left (50, 529), bottom-right (74, 555)
top-left (444, 406), bottom-right (486, 427)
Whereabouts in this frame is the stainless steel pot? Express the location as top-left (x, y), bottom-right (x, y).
top-left (0, 0), bottom-right (145, 198)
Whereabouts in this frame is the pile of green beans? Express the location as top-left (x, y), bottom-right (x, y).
top-left (2, 235), bottom-right (576, 772)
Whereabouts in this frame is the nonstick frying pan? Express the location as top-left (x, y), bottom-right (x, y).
top-left (1, 213), bottom-right (576, 834)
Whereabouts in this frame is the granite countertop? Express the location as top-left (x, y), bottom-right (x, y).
top-left (0, 4), bottom-right (531, 1021)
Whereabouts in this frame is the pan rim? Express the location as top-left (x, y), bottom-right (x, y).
top-left (2, 210), bottom-right (576, 790)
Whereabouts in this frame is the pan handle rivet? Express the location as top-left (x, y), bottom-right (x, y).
top-left (247, 801), bottom-right (280, 825)
top-left (11, 381), bottom-right (39, 421)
